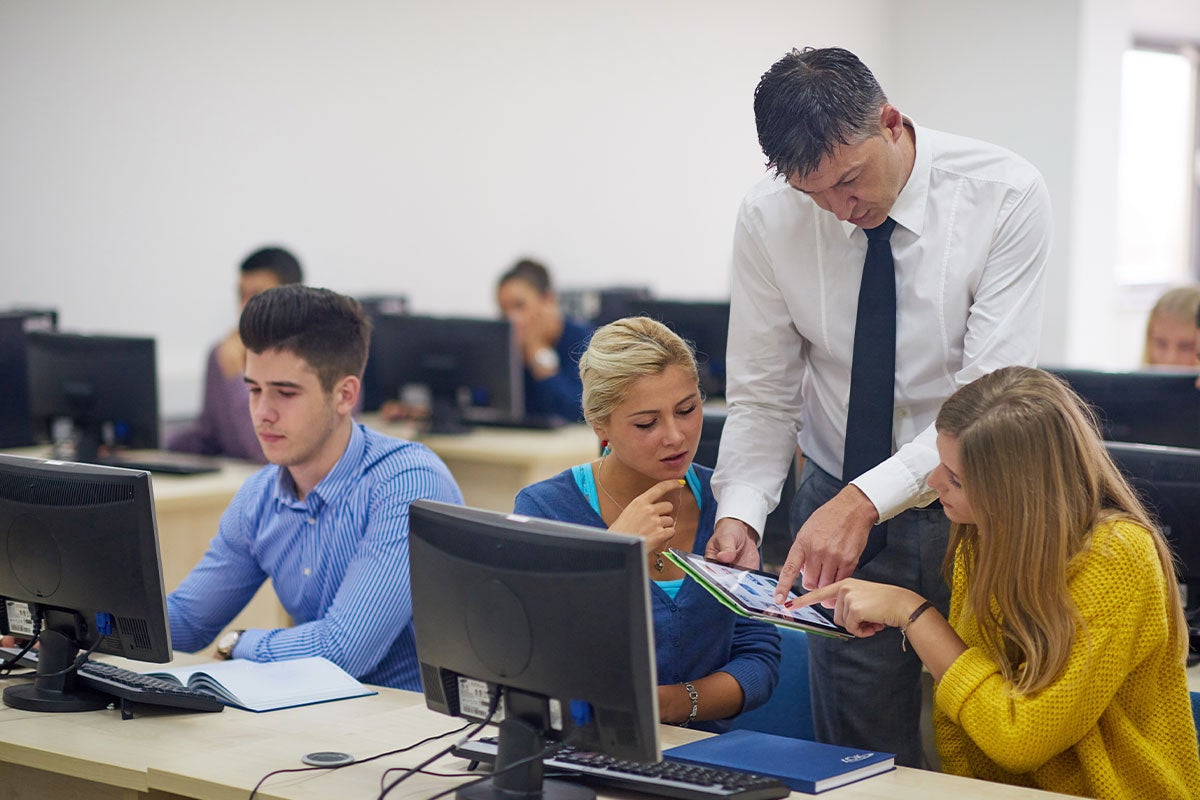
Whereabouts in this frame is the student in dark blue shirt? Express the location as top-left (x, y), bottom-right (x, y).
top-left (496, 259), bottom-right (591, 422)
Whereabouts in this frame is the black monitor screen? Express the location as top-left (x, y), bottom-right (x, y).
top-left (0, 315), bottom-right (33, 448)
top-left (0, 453), bottom-right (171, 712)
top-left (362, 314), bottom-right (522, 433)
top-left (626, 300), bottom-right (731, 398)
top-left (409, 500), bottom-right (659, 799)
top-left (1105, 442), bottom-right (1200, 596)
top-left (26, 331), bottom-right (160, 461)
top-left (1046, 367), bottom-right (1200, 449)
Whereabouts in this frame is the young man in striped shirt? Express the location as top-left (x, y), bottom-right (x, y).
top-left (166, 285), bottom-right (463, 690)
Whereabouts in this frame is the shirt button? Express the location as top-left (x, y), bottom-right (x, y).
top-left (307, 517), bottom-right (316, 525)
top-left (303, 567), bottom-right (312, 576)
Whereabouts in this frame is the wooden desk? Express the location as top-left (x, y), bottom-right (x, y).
top-left (361, 414), bottom-right (600, 512)
top-left (0, 660), bottom-right (1076, 800)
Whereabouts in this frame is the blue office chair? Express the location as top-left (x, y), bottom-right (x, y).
top-left (729, 627), bottom-right (814, 740)
top-left (1191, 692), bottom-right (1200, 751)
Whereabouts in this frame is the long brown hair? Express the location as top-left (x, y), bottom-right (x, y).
top-left (935, 366), bottom-right (1187, 693)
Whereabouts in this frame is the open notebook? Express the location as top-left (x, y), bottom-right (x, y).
top-left (145, 656), bottom-right (376, 712)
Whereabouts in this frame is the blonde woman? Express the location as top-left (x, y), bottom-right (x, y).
top-left (514, 317), bottom-right (781, 731)
top-left (1143, 284), bottom-right (1200, 367)
top-left (796, 366), bottom-right (1200, 799)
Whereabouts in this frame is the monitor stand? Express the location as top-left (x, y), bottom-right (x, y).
top-left (458, 692), bottom-right (594, 800)
top-left (427, 395), bottom-right (472, 435)
top-left (2, 629), bottom-right (110, 712)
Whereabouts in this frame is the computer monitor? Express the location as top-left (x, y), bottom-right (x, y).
top-left (26, 331), bottom-right (160, 462)
top-left (356, 293), bottom-right (410, 319)
top-left (408, 500), bottom-right (659, 800)
top-left (1046, 366), bottom-right (1200, 449)
top-left (626, 299), bottom-right (731, 398)
top-left (0, 315), bottom-right (34, 448)
top-left (0, 453), bottom-right (171, 712)
top-left (1104, 442), bottom-right (1200, 609)
top-left (0, 306), bottom-right (58, 332)
top-left (558, 286), bottom-right (653, 327)
top-left (0, 309), bottom-right (59, 448)
top-left (361, 313), bottom-right (523, 434)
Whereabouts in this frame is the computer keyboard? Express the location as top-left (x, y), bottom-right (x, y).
top-left (452, 737), bottom-right (790, 800)
top-left (0, 647), bottom-right (224, 714)
top-left (77, 661), bottom-right (225, 713)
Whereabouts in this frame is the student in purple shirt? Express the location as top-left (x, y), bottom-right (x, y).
top-left (167, 247), bottom-right (303, 462)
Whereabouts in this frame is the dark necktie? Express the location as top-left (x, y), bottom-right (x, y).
top-left (843, 216), bottom-right (897, 567)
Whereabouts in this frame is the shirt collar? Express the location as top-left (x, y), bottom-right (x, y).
top-left (270, 422), bottom-right (366, 512)
top-left (838, 115), bottom-right (929, 240)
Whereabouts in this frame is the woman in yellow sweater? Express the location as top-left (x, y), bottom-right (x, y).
top-left (795, 365), bottom-right (1200, 799)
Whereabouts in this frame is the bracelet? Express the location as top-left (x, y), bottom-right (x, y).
top-left (900, 600), bottom-right (934, 653)
top-left (679, 682), bottom-right (699, 727)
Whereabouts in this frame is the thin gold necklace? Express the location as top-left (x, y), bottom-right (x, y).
top-left (596, 452), bottom-right (684, 573)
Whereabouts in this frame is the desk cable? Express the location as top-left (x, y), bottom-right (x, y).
top-left (376, 686), bottom-right (505, 799)
top-left (246, 718), bottom-right (476, 800)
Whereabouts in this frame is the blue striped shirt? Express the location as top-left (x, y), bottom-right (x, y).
top-left (166, 422), bottom-right (463, 690)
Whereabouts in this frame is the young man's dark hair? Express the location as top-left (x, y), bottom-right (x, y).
top-left (753, 47), bottom-right (889, 181)
top-left (239, 246), bottom-right (304, 286)
top-left (239, 285), bottom-right (372, 391)
top-left (497, 258), bottom-right (553, 294)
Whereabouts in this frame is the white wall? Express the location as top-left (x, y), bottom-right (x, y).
top-left (2, 1), bottom-right (1195, 418)
top-left (884, 0), bottom-right (1083, 367)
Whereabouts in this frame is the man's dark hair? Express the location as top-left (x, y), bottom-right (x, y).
top-left (497, 258), bottom-right (553, 295)
top-left (239, 285), bottom-right (371, 391)
top-left (240, 246), bottom-right (304, 285)
top-left (754, 47), bottom-right (889, 180)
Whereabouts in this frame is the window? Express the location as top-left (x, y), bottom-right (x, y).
top-left (1115, 43), bottom-right (1199, 286)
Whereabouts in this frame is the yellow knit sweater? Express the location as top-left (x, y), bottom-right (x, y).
top-left (934, 520), bottom-right (1200, 799)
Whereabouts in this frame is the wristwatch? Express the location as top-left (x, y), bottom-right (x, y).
top-left (532, 347), bottom-right (560, 372)
top-left (216, 629), bottom-right (244, 660)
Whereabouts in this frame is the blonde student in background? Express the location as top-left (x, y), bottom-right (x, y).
top-left (795, 366), bottom-right (1200, 800)
top-left (1142, 284), bottom-right (1200, 368)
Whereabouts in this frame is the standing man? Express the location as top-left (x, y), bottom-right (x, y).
top-left (707, 47), bottom-right (1051, 765)
top-left (167, 285), bottom-right (463, 691)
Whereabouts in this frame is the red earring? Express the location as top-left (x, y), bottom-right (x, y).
top-left (600, 439), bottom-right (608, 449)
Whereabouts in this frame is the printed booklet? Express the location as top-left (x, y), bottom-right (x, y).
top-left (665, 729), bottom-right (894, 794)
top-left (663, 548), bottom-right (851, 639)
top-left (145, 656), bottom-right (376, 712)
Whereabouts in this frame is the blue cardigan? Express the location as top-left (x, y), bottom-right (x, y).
top-left (514, 463), bottom-right (781, 733)
top-left (524, 317), bottom-right (592, 422)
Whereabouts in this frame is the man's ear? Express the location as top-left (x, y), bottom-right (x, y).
top-left (879, 103), bottom-right (905, 141)
top-left (334, 375), bottom-right (360, 416)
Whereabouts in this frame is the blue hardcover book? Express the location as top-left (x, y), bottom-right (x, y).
top-left (664, 729), bottom-right (895, 794)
